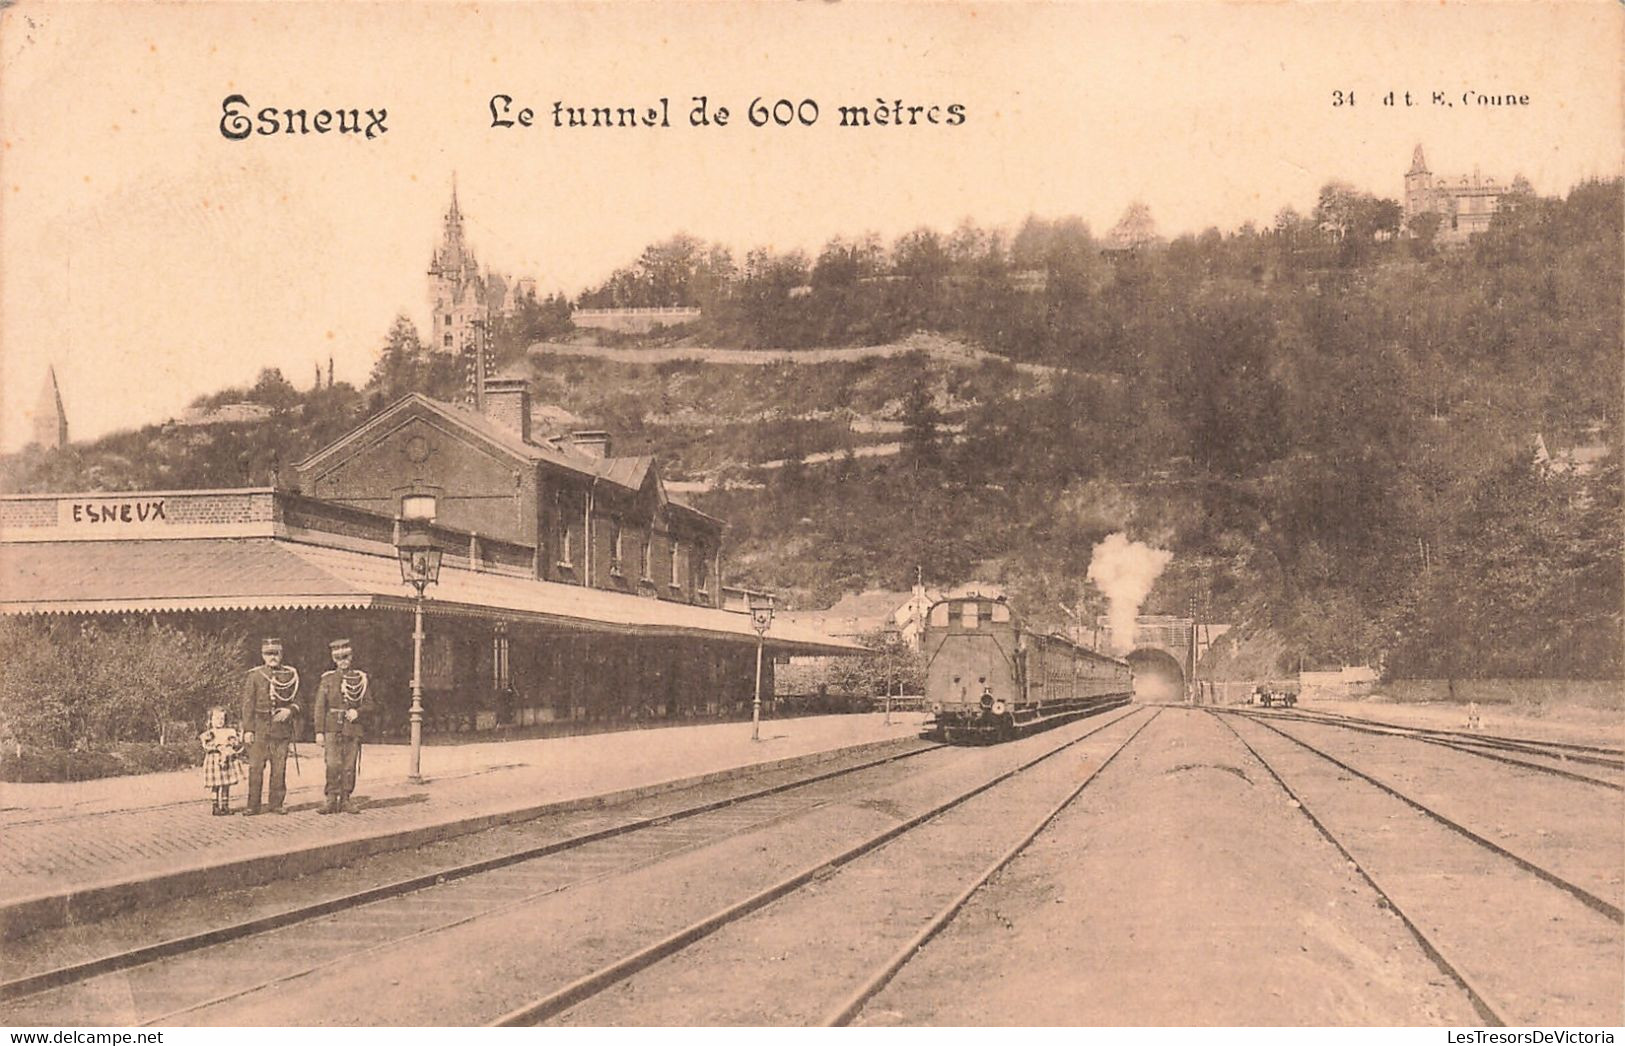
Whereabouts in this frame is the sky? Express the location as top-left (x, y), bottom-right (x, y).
top-left (1, 1), bottom-right (1620, 451)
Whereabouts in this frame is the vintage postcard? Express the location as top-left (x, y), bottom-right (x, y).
top-left (0, 0), bottom-right (1620, 1033)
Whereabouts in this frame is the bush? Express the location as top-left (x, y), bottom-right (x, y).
top-left (0, 618), bottom-right (244, 752)
top-left (0, 740), bottom-right (200, 783)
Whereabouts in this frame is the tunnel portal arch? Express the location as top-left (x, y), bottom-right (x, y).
top-left (1125, 647), bottom-right (1186, 703)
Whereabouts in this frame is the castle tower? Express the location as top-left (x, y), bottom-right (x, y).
top-left (427, 177), bottom-right (486, 355)
top-left (427, 179), bottom-right (523, 402)
top-left (1404, 144), bottom-right (1433, 224)
top-left (30, 366), bottom-right (68, 449)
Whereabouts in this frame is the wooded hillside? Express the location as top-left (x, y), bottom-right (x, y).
top-left (6, 180), bottom-right (1618, 679)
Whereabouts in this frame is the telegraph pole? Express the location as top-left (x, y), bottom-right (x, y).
top-left (1186, 593), bottom-right (1200, 705)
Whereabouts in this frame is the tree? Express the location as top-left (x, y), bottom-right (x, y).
top-left (1107, 202), bottom-right (1160, 251)
top-left (368, 314), bottom-right (430, 400)
top-left (1313, 181), bottom-right (1362, 241)
top-left (825, 629), bottom-right (924, 701)
top-left (90, 622), bottom-right (244, 743)
top-left (491, 291), bottom-right (573, 368)
top-left (1169, 298), bottom-right (1286, 478)
top-left (248, 368), bottom-right (300, 411)
top-left (900, 374), bottom-right (942, 473)
top-left (0, 619), bottom-right (242, 748)
top-left (1407, 211), bottom-right (1443, 256)
top-left (1366, 198), bottom-right (1403, 238)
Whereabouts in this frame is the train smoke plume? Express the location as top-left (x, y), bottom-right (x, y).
top-left (1087, 532), bottom-right (1173, 654)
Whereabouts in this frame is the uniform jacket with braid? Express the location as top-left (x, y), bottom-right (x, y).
top-left (240, 666), bottom-right (301, 740)
top-left (313, 669), bottom-right (369, 740)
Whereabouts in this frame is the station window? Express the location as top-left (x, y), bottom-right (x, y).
top-left (555, 491), bottom-right (573, 567)
top-left (991, 603), bottom-right (1010, 623)
top-left (609, 520), bottom-right (623, 575)
top-left (491, 628), bottom-right (510, 690)
top-left (930, 603), bottom-right (950, 627)
top-left (961, 602), bottom-right (980, 629)
top-left (669, 540), bottom-right (682, 587)
top-left (641, 531), bottom-right (653, 581)
top-left (695, 549), bottom-right (710, 593)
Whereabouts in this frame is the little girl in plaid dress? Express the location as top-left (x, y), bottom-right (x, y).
top-left (200, 707), bottom-right (247, 815)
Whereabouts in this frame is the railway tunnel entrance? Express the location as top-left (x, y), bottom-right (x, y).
top-left (1125, 647), bottom-right (1185, 703)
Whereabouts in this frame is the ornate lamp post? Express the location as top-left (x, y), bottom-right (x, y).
top-left (396, 500), bottom-right (442, 784)
top-left (749, 593), bottom-right (775, 742)
top-left (883, 640), bottom-right (895, 726)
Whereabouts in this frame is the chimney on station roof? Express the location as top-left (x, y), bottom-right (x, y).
top-left (482, 377), bottom-right (531, 443)
top-left (570, 430), bottom-right (612, 459)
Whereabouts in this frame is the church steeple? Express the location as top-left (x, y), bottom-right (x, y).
top-left (31, 365), bottom-right (68, 449)
top-left (1408, 144), bottom-right (1429, 176)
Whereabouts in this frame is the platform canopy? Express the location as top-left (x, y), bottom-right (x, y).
top-left (0, 537), bottom-right (860, 656)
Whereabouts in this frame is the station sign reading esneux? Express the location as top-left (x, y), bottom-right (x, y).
top-left (59, 497), bottom-right (170, 525)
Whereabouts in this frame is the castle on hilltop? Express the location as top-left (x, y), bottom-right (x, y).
top-left (1403, 144), bottom-right (1521, 242)
top-left (427, 182), bottom-right (536, 401)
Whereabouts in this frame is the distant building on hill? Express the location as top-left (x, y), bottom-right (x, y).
top-left (175, 402), bottom-right (276, 427)
top-left (28, 366), bottom-right (69, 449)
top-left (572, 307), bottom-right (702, 334)
top-left (1403, 144), bottom-right (1517, 242)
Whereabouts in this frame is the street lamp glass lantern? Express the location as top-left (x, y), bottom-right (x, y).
top-left (396, 525), bottom-right (443, 588)
top-left (748, 592), bottom-right (775, 635)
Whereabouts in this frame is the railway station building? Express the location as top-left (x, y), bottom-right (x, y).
top-left (0, 380), bottom-right (857, 736)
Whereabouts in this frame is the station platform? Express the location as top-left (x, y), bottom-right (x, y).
top-left (0, 712), bottom-right (931, 939)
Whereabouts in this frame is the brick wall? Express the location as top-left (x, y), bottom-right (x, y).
top-left (164, 492), bottom-right (275, 524)
top-left (1, 490), bottom-right (274, 532)
top-left (0, 500), bottom-right (55, 528)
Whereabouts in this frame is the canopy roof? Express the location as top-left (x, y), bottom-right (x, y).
top-left (0, 537), bottom-right (858, 655)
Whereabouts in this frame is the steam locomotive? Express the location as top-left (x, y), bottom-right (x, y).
top-left (922, 593), bottom-right (1133, 743)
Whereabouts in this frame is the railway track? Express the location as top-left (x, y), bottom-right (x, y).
top-left (1241, 708), bottom-right (1612, 779)
top-left (1282, 706), bottom-right (1623, 757)
top-left (820, 707), bottom-right (1158, 1026)
top-left (495, 704), bottom-right (1159, 1026)
top-left (0, 739), bottom-right (948, 1018)
top-left (4, 705), bottom-right (1152, 1026)
top-left (1212, 710), bottom-right (1624, 1026)
top-left (1232, 706), bottom-right (1625, 789)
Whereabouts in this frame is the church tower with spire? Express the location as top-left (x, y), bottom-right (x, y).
top-left (30, 366), bottom-right (69, 450)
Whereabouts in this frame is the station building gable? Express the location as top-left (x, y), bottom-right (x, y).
top-left (297, 396), bottom-right (549, 545)
top-left (293, 384), bottom-right (723, 607)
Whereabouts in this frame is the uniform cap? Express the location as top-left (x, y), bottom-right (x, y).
top-left (261, 638), bottom-right (283, 653)
top-left (329, 638), bottom-right (353, 656)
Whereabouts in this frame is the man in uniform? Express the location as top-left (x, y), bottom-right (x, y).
top-left (241, 637), bottom-right (301, 815)
top-left (314, 638), bottom-right (368, 814)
